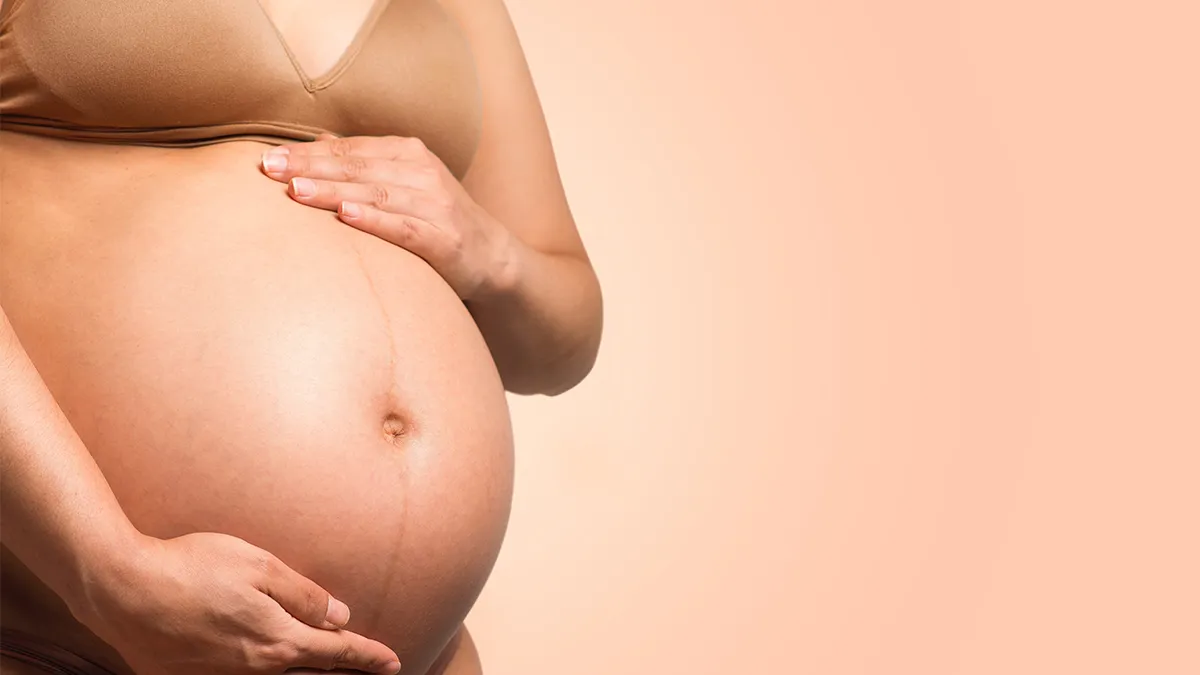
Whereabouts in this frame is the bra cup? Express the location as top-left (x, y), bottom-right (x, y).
top-left (0, 0), bottom-right (482, 178)
top-left (10, 0), bottom-right (288, 121)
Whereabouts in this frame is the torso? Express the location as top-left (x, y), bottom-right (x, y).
top-left (0, 2), bottom-right (512, 673)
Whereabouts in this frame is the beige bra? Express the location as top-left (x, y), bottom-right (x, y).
top-left (0, 0), bottom-right (482, 178)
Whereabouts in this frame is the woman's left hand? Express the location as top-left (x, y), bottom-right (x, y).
top-left (261, 135), bottom-right (517, 301)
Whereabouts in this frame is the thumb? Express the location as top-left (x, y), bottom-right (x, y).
top-left (259, 555), bottom-right (351, 629)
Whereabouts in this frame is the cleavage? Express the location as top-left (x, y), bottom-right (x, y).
top-left (255, 0), bottom-right (380, 81)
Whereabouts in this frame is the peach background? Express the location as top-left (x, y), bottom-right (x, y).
top-left (466, 1), bottom-right (1199, 674)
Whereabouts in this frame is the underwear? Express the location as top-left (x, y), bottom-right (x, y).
top-left (1, 626), bottom-right (462, 675)
top-left (0, 629), bottom-right (118, 675)
top-left (0, 0), bottom-right (482, 179)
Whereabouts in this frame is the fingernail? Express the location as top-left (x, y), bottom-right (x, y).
top-left (261, 151), bottom-right (288, 174)
top-left (339, 202), bottom-right (362, 219)
top-left (382, 661), bottom-right (401, 674)
top-left (290, 177), bottom-right (317, 198)
top-left (326, 596), bottom-right (351, 626)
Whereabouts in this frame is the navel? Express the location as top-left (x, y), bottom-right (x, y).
top-left (381, 411), bottom-right (411, 445)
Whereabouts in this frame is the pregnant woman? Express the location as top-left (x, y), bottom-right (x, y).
top-left (0, 0), bottom-right (602, 674)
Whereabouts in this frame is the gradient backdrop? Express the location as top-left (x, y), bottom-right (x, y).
top-left (465, 1), bottom-right (1200, 673)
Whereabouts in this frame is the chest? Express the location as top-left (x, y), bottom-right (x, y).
top-left (1, 0), bottom-right (482, 176)
top-left (253, 0), bottom-right (387, 85)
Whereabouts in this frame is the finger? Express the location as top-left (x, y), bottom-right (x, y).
top-left (288, 625), bottom-right (402, 674)
top-left (289, 180), bottom-right (441, 222)
top-left (274, 135), bottom-right (429, 161)
top-left (267, 154), bottom-right (430, 188)
top-left (338, 203), bottom-right (449, 264)
top-left (258, 555), bottom-right (351, 630)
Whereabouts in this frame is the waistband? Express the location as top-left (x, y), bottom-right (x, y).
top-left (0, 629), bottom-right (118, 675)
top-left (2, 626), bottom-right (449, 675)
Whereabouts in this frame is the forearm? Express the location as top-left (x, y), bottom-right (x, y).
top-left (466, 241), bottom-right (602, 396)
top-left (0, 306), bottom-right (141, 615)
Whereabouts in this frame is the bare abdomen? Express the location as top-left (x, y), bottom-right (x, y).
top-left (0, 133), bottom-right (514, 674)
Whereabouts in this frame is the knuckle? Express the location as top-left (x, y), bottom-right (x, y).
top-left (242, 640), bottom-right (279, 671)
top-left (342, 157), bottom-right (370, 180)
top-left (236, 585), bottom-right (266, 614)
top-left (368, 184), bottom-right (392, 208)
top-left (250, 550), bottom-right (276, 576)
top-left (330, 138), bottom-right (354, 157)
top-left (257, 640), bottom-right (298, 668)
top-left (403, 136), bottom-right (427, 154)
top-left (330, 642), bottom-right (355, 670)
top-left (418, 165), bottom-right (441, 186)
top-left (279, 640), bottom-right (302, 665)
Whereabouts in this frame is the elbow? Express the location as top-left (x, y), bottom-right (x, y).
top-left (505, 342), bottom-right (599, 397)
top-left (544, 272), bottom-right (603, 396)
top-left (540, 333), bottom-right (602, 397)
top-left (506, 281), bottom-right (603, 397)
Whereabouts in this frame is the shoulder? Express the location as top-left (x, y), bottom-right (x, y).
top-left (433, 0), bottom-right (524, 53)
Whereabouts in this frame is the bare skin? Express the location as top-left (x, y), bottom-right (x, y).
top-left (0, 0), bottom-right (598, 673)
top-left (258, 0), bottom-right (603, 394)
top-left (1, 129), bottom-right (510, 675)
top-left (1, 303), bottom-right (401, 675)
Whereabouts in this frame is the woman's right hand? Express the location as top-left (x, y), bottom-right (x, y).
top-left (4, 308), bottom-right (396, 674)
top-left (70, 531), bottom-right (402, 675)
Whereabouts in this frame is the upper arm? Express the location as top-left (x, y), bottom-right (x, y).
top-left (436, 0), bottom-right (587, 259)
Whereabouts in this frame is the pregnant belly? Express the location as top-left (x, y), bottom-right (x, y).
top-left (0, 134), bottom-right (514, 673)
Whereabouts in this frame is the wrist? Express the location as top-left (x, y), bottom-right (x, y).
top-left (62, 523), bottom-right (154, 625)
top-left (472, 226), bottom-right (526, 303)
